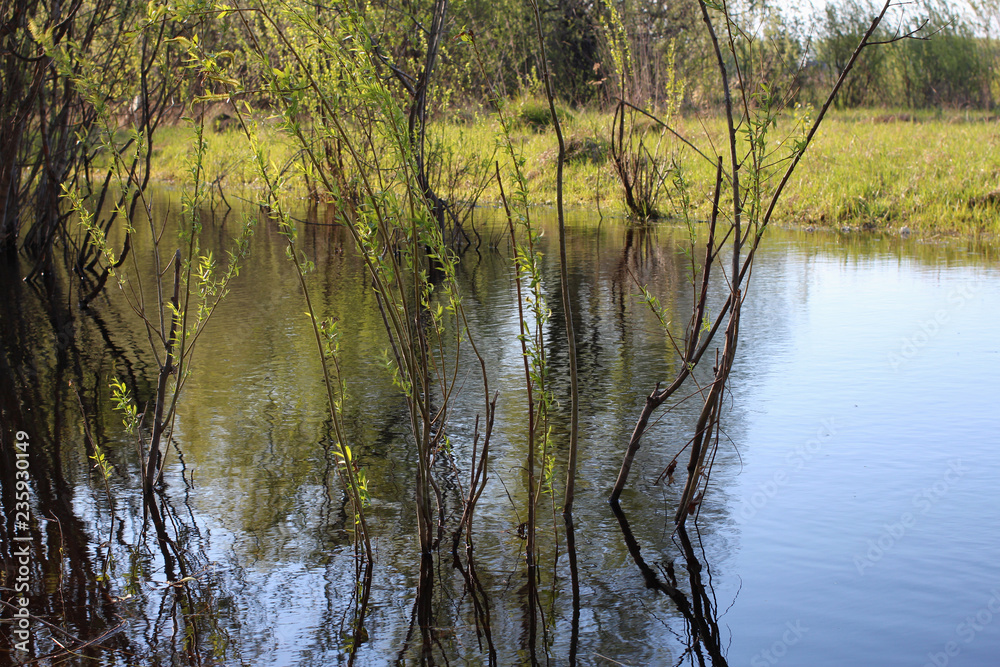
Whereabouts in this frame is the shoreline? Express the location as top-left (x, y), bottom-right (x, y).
top-left (146, 108), bottom-right (1000, 241)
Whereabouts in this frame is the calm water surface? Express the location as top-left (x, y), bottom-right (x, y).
top-left (1, 203), bottom-right (998, 666)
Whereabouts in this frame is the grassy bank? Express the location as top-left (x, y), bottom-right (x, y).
top-left (150, 107), bottom-right (1000, 238)
top-left (779, 111), bottom-right (1000, 237)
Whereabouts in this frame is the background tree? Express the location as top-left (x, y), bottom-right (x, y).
top-left (0, 0), bottom-right (187, 303)
top-left (810, 0), bottom-right (995, 109)
top-left (890, 0), bottom-right (990, 107)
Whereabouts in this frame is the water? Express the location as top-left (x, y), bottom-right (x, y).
top-left (723, 239), bottom-right (1000, 667)
top-left (1, 203), bottom-right (998, 666)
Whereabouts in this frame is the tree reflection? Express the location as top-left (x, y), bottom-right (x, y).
top-left (611, 501), bottom-right (728, 666)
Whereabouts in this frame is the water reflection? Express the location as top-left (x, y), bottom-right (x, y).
top-left (0, 258), bottom-right (233, 663)
top-left (2, 199), bottom-right (998, 665)
top-left (611, 503), bottom-right (727, 666)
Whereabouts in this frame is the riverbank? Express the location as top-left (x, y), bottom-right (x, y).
top-left (150, 107), bottom-right (1000, 238)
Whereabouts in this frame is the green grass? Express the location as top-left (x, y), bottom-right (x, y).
top-left (778, 112), bottom-right (1000, 237)
top-left (148, 108), bottom-right (1000, 238)
top-left (151, 123), bottom-right (298, 200)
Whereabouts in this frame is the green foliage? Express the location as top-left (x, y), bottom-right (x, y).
top-left (890, 4), bottom-right (990, 107)
top-left (815, 0), bottom-right (888, 108)
top-left (519, 98), bottom-right (563, 129)
top-left (89, 439), bottom-right (114, 484)
top-left (600, 0), bottom-right (691, 221)
top-left (812, 0), bottom-right (994, 109)
top-left (600, 0), bottom-right (633, 95)
top-left (191, 0), bottom-right (506, 557)
top-left (110, 377), bottom-right (139, 435)
top-left (594, 0), bottom-right (707, 109)
top-left (61, 10), bottom-right (258, 579)
top-left (334, 445), bottom-right (371, 520)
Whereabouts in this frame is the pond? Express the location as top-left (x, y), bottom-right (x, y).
top-left (2, 200), bottom-right (999, 666)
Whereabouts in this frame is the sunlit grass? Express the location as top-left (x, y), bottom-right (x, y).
top-left (778, 113), bottom-right (1000, 237)
top-left (149, 108), bottom-right (1000, 237)
top-left (151, 123), bottom-right (298, 201)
